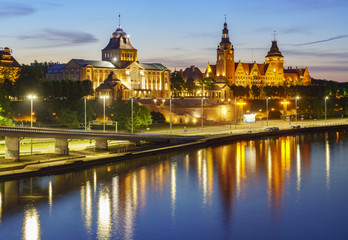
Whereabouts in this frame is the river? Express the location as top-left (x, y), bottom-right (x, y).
top-left (0, 130), bottom-right (348, 240)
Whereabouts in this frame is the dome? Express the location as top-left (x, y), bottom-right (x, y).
top-left (112, 26), bottom-right (128, 38)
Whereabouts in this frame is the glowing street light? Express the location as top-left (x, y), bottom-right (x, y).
top-left (28, 95), bottom-right (36, 128)
top-left (295, 96), bottom-right (300, 123)
top-left (325, 96), bottom-right (329, 121)
top-left (281, 100), bottom-right (290, 120)
top-left (101, 95), bottom-right (109, 131)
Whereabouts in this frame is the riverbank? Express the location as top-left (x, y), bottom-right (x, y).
top-left (1, 121), bottom-right (348, 181)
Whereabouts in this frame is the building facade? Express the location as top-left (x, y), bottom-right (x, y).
top-left (0, 47), bottom-right (21, 83)
top-left (205, 21), bottom-right (311, 87)
top-left (47, 22), bottom-right (171, 100)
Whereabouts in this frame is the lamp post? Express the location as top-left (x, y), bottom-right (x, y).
top-left (295, 96), bottom-right (300, 123)
top-left (234, 97), bottom-right (237, 129)
top-left (131, 97), bottom-right (134, 133)
top-left (281, 100), bottom-right (290, 121)
top-left (153, 98), bottom-right (157, 112)
top-left (266, 98), bottom-right (269, 126)
top-left (325, 96), bottom-right (329, 121)
top-left (28, 95), bottom-right (36, 128)
top-left (101, 95), bottom-right (109, 132)
top-left (84, 96), bottom-right (87, 131)
top-left (201, 97), bottom-right (204, 132)
top-left (169, 97), bottom-right (172, 134)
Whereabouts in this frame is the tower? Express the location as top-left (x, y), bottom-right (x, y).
top-left (216, 19), bottom-right (235, 84)
top-left (265, 33), bottom-right (284, 85)
top-left (102, 15), bottom-right (137, 68)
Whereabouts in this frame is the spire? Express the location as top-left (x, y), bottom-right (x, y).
top-left (273, 30), bottom-right (276, 41)
top-left (266, 40), bottom-right (283, 57)
top-left (118, 13), bottom-right (121, 27)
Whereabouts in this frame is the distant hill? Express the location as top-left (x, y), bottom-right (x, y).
top-left (311, 78), bottom-right (348, 87)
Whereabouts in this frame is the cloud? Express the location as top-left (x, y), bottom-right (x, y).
top-left (19, 29), bottom-right (98, 47)
top-left (0, 2), bottom-right (36, 18)
top-left (309, 66), bottom-right (348, 72)
top-left (295, 35), bottom-right (348, 46)
top-left (284, 49), bottom-right (348, 59)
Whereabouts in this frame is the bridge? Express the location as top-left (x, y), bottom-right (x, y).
top-left (0, 126), bottom-right (202, 161)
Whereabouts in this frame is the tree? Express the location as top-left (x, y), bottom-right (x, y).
top-left (250, 85), bottom-right (261, 98)
top-left (198, 77), bottom-right (215, 96)
top-left (109, 100), bottom-right (152, 131)
top-left (14, 63), bottom-right (44, 98)
top-left (57, 108), bottom-right (80, 128)
top-left (170, 72), bottom-right (185, 97)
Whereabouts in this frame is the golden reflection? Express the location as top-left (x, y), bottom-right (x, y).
top-left (197, 150), bottom-right (202, 185)
top-left (97, 187), bottom-right (111, 240)
top-left (267, 140), bottom-right (272, 203)
top-left (202, 150), bottom-right (208, 205)
top-left (112, 176), bottom-right (119, 233)
top-left (171, 162), bottom-right (177, 216)
top-left (207, 149), bottom-right (214, 206)
top-left (285, 137), bottom-right (291, 178)
top-left (93, 170), bottom-right (97, 195)
top-left (139, 169), bottom-right (147, 210)
top-left (236, 142), bottom-right (246, 198)
top-left (124, 186), bottom-right (135, 240)
top-left (185, 154), bottom-right (190, 177)
top-left (85, 181), bottom-right (92, 231)
top-left (296, 140), bottom-right (301, 192)
top-left (325, 134), bottom-right (330, 190)
top-left (132, 172), bottom-right (138, 209)
top-left (22, 208), bottom-right (41, 240)
top-left (246, 141), bottom-right (256, 174)
top-left (48, 180), bottom-right (52, 214)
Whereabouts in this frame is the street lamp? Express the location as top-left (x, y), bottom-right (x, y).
top-left (28, 95), bottom-right (36, 128)
top-left (325, 96), bottom-right (329, 121)
top-left (295, 96), bottom-right (300, 123)
top-left (153, 98), bottom-right (157, 112)
top-left (281, 100), bottom-right (290, 121)
top-left (131, 97), bottom-right (134, 133)
top-left (169, 97), bottom-right (172, 134)
top-left (201, 97), bottom-right (205, 132)
top-left (84, 96), bottom-right (87, 131)
top-left (101, 95), bottom-right (109, 131)
top-left (266, 98), bottom-right (270, 126)
top-left (234, 97), bottom-right (237, 129)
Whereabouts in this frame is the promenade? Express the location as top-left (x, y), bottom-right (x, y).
top-left (1, 118), bottom-right (348, 180)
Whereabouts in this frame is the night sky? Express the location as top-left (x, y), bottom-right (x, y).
top-left (1, 0), bottom-right (347, 81)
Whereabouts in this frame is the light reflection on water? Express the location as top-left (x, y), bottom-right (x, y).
top-left (1, 131), bottom-right (348, 239)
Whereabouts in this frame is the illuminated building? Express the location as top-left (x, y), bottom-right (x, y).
top-left (0, 47), bottom-right (21, 83)
top-left (205, 20), bottom-right (311, 87)
top-left (46, 19), bottom-right (171, 100)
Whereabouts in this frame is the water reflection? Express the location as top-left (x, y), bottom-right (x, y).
top-left (97, 187), bottom-right (111, 240)
top-left (22, 207), bottom-right (41, 240)
top-left (325, 133), bottom-right (331, 190)
top-left (0, 131), bottom-right (345, 239)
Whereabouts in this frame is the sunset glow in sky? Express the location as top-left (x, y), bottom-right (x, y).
top-left (1, 0), bottom-right (347, 81)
